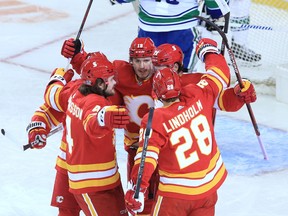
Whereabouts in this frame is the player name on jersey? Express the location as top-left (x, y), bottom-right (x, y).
top-left (68, 96), bottom-right (83, 120)
top-left (163, 99), bottom-right (203, 133)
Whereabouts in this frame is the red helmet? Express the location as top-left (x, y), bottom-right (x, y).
top-left (80, 57), bottom-right (115, 86)
top-left (153, 68), bottom-right (181, 100)
top-left (129, 37), bottom-right (156, 58)
top-left (152, 44), bottom-right (184, 70)
top-left (86, 51), bottom-right (108, 61)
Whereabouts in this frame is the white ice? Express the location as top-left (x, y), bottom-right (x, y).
top-left (0, 1), bottom-right (287, 216)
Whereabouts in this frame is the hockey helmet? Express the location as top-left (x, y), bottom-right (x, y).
top-left (153, 67), bottom-right (181, 100)
top-left (80, 57), bottom-right (115, 86)
top-left (152, 43), bottom-right (184, 70)
top-left (129, 37), bottom-right (156, 58)
top-left (86, 51), bottom-right (108, 61)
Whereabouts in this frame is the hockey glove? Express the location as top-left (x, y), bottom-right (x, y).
top-left (97, 105), bottom-right (130, 129)
top-left (125, 188), bottom-right (145, 216)
top-left (49, 68), bottom-right (74, 85)
top-left (234, 78), bottom-right (257, 103)
top-left (61, 38), bottom-right (83, 58)
top-left (196, 38), bottom-right (220, 62)
top-left (26, 121), bottom-right (48, 149)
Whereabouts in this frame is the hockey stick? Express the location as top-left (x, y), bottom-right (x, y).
top-left (230, 23), bottom-right (288, 33)
top-left (220, 12), bottom-right (230, 55)
top-left (66, 0), bottom-right (94, 69)
top-left (22, 124), bottom-right (64, 151)
top-left (134, 107), bottom-right (154, 199)
top-left (213, 11), bottom-right (230, 125)
top-left (76, 0), bottom-right (94, 40)
top-left (1, 124), bottom-right (63, 151)
top-left (1, 128), bottom-right (23, 150)
top-left (196, 15), bottom-right (269, 160)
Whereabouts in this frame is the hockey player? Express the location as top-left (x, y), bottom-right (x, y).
top-left (124, 38), bottom-right (240, 216)
top-left (58, 36), bottom-right (158, 215)
top-left (60, 37), bottom-right (256, 215)
top-left (27, 69), bottom-right (82, 216)
top-left (27, 52), bottom-right (125, 216)
top-left (152, 43), bottom-right (257, 109)
top-left (45, 56), bottom-right (130, 215)
top-left (110, 0), bottom-right (230, 72)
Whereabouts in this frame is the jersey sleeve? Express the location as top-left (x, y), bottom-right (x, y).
top-left (30, 103), bottom-right (64, 133)
top-left (215, 87), bottom-right (245, 111)
top-left (81, 96), bottom-right (112, 138)
top-left (70, 51), bottom-right (88, 73)
top-left (45, 80), bottom-right (80, 113)
top-left (202, 53), bottom-right (230, 94)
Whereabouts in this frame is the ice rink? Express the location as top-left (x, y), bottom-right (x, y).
top-left (0, 1), bottom-right (288, 215)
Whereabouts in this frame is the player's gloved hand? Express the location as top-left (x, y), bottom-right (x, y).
top-left (234, 78), bottom-right (257, 103)
top-left (196, 38), bottom-right (220, 62)
top-left (205, 16), bottom-right (225, 32)
top-left (125, 188), bottom-right (145, 216)
top-left (61, 38), bottom-right (83, 58)
top-left (97, 105), bottom-right (130, 128)
top-left (49, 68), bottom-right (74, 85)
top-left (26, 122), bottom-right (47, 149)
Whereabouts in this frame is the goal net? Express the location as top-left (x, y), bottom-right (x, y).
top-left (226, 0), bottom-right (288, 96)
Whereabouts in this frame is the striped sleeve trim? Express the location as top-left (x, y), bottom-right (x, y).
top-left (45, 84), bottom-right (64, 112)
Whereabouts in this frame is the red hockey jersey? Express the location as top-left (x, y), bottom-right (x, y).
top-left (45, 79), bottom-right (121, 194)
top-left (110, 60), bottom-right (155, 149)
top-left (131, 53), bottom-right (230, 200)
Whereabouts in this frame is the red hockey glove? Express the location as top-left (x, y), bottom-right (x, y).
top-left (97, 105), bottom-right (130, 129)
top-left (125, 188), bottom-right (145, 216)
top-left (26, 122), bottom-right (48, 149)
top-left (61, 38), bottom-right (83, 58)
top-left (234, 78), bottom-right (257, 103)
top-left (196, 38), bottom-right (220, 62)
top-left (49, 68), bottom-right (74, 85)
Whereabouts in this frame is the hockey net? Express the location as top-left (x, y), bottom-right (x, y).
top-left (229, 0), bottom-right (288, 96)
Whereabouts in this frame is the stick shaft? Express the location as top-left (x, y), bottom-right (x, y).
top-left (134, 107), bottom-right (154, 199)
top-left (76, 0), bottom-right (94, 40)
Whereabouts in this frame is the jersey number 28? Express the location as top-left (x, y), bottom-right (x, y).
top-left (170, 114), bottom-right (212, 169)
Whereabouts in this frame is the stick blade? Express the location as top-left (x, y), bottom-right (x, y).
top-left (23, 144), bottom-right (32, 151)
top-left (1, 128), bottom-right (5, 136)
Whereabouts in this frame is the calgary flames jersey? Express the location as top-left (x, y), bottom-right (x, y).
top-left (110, 60), bottom-right (155, 149)
top-left (131, 53), bottom-right (230, 200)
top-left (45, 79), bottom-right (121, 194)
top-left (69, 55), bottom-right (155, 150)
